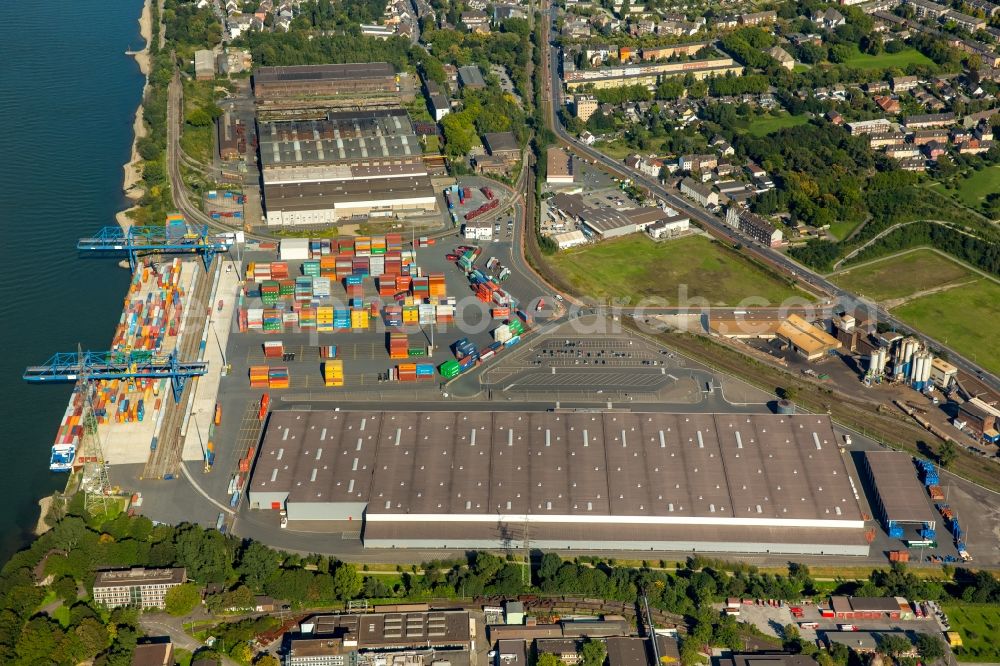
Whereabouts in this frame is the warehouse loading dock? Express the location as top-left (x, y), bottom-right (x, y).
top-left (247, 410), bottom-right (870, 555)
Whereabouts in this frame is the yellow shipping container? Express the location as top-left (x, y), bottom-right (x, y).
top-left (350, 310), bottom-right (369, 329)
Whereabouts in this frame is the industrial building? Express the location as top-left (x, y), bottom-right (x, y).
top-left (287, 610), bottom-right (473, 666)
top-left (194, 49), bottom-right (215, 80)
top-left (956, 397), bottom-right (1000, 443)
top-left (257, 109), bottom-right (438, 227)
top-left (829, 596), bottom-right (913, 620)
top-left (248, 410), bottom-right (869, 555)
top-left (253, 63), bottom-right (414, 111)
top-left (562, 58), bottom-right (743, 90)
top-left (458, 65), bottom-right (487, 89)
top-left (775, 314), bottom-right (842, 361)
top-left (547, 147), bottom-right (574, 185)
top-left (862, 452), bottom-right (937, 538)
top-left (92, 567), bottom-right (187, 609)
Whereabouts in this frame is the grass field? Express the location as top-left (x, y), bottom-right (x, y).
top-left (843, 47), bottom-right (934, 70)
top-left (546, 234), bottom-right (807, 306)
top-left (832, 250), bottom-right (975, 301)
top-left (934, 165), bottom-right (1000, 211)
top-left (593, 139), bottom-right (634, 160)
top-left (894, 277), bottom-right (1000, 376)
top-left (827, 220), bottom-right (861, 241)
top-left (745, 113), bottom-right (810, 137)
top-left (942, 603), bottom-right (1000, 662)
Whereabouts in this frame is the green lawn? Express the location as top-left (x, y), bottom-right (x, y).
top-left (593, 139), bottom-right (634, 160)
top-left (941, 603), bottom-right (1000, 662)
top-left (827, 219), bottom-right (863, 241)
top-left (745, 113), bottom-right (810, 137)
top-left (832, 249), bottom-right (975, 301)
top-left (545, 234), bottom-right (807, 306)
top-left (894, 278), bottom-right (1000, 376)
top-left (935, 165), bottom-right (1000, 211)
top-left (843, 47), bottom-right (934, 70)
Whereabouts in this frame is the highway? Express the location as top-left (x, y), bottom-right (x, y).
top-left (535, 0), bottom-right (999, 392)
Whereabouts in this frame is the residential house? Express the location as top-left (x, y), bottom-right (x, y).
top-left (562, 16), bottom-right (591, 38)
top-left (847, 118), bottom-right (893, 134)
top-left (885, 144), bottom-right (922, 158)
top-left (574, 95), bottom-right (598, 121)
top-left (460, 10), bottom-right (490, 32)
top-left (726, 206), bottom-right (784, 247)
top-left (93, 568), bottom-right (187, 610)
top-left (869, 131), bottom-right (906, 147)
top-left (911, 128), bottom-right (949, 144)
top-left (968, 0), bottom-right (1000, 16)
top-left (904, 111), bottom-right (956, 128)
top-left (922, 140), bottom-right (947, 158)
top-left (132, 642), bottom-right (174, 666)
top-left (679, 153), bottom-right (718, 172)
top-left (899, 156), bottom-right (928, 170)
top-left (739, 10), bottom-right (777, 25)
top-left (892, 75), bottom-right (920, 92)
top-left (813, 8), bottom-right (846, 28)
top-left (942, 10), bottom-right (985, 31)
top-left (769, 46), bottom-right (795, 70)
top-left (905, 0), bottom-right (948, 18)
top-left (680, 177), bottom-right (719, 207)
top-left (493, 4), bottom-right (527, 22)
top-left (827, 110), bottom-right (844, 124)
top-left (874, 95), bottom-right (901, 113)
top-left (624, 154), bottom-right (664, 179)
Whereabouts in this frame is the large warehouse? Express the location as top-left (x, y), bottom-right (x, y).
top-left (258, 109), bottom-right (438, 227)
top-left (247, 410), bottom-right (870, 555)
top-left (253, 62), bottom-right (415, 111)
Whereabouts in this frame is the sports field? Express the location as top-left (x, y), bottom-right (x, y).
top-left (832, 250), bottom-right (976, 301)
top-left (894, 277), bottom-right (1000, 376)
top-left (746, 113), bottom-right (810, 137)
top-left (843, 47), bottom-right (934, 70)
top-left (942, 603), bottom-right (1000, 662)
top-left (546, 234), bottom-right (806, 306)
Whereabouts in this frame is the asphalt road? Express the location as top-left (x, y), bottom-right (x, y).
top-left (537, 0), bottom-right (999, 393)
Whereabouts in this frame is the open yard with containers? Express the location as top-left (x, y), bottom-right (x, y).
top-left (227, 234), bottom-right (533, 393)
top-left (64, 258), bottom-right (199, 466)
top-left (545, 235), bottom-right (807, 305)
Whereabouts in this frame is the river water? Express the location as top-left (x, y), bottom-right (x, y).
top-left (0, 0), bottom-right (144, 561)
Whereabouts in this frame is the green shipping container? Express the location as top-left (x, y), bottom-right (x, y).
top-left (408, 347), bottom-right (426, 357)
top-left (439, 359), bottom-right (461, 378)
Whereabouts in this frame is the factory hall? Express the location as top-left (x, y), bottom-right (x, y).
top-left (247, 410), bottom-right (869, 556)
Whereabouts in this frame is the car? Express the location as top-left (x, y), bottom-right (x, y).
top-left (280, 517), bottom-right (288, 529)
top-left (555, 294), bottom-right (564, 301)
top-left (445, 253), bottom-right (460, 261)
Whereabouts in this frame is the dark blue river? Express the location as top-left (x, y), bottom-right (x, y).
top-left (0, 0), bottom-right (143, 561)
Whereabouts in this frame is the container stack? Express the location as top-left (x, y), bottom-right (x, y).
top-left (334, 308), bottom-right (350, 329)
top-left (437, 303), bottom-right (455, 324)
top-left (411, 276), bottom-right (430, 300)
top-left (313, 277), bottom-right (331, 298)
top-left (299, 307), bottom-right (317, 329)
top-left (319, 345), bottom-right (337, 359)
top-left (402, 305), bottom-right (419, 325)
top-left (317, 306), bottom-right (334, 332)
top-left (268, 367), bottom-right (290, 389)
top-left (302, 260), bottom-right (320, 277)
top-left (250, 366), bottom-right (269, 388)
top-left (418, 303), bottom-right (435, 325)
top-left (389, 333), bottom-right (409, 359)
top-left (270, 262), bottom-right (290, 279)
top-left (260, 281), bottom-right (279, 306)
top-left (428, 273), bottom-right (446, 297)
top-left (345, 275), bottom-right (364, 301)
top-left (416, 363), bottom-right (435, 378)
top-left (350, 308), bottom-right (369, 329)
top-left (492, 307), bottom-right (510, 319)
top-left (247, 308), bottom-right (264, 331)
top-left (378, 277), bottom-right (396, 297)
top-left (408, 343), bottom-right (427, 358)
top-left (383, 305), bottom-right (403, 327)
top-left (263, 341), bottom-right (284, 358)
top-left (324, 360), bottom-right (344, 387)
top-left (263, 309), bottom-right (282, 333)
top-left (294, 277), bottom-right (313, 302)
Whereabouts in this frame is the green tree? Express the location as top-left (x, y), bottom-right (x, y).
top-left (538, 653), bottom-right (567, 666)
top-left (164, 583), bottom-right (203, 617)
top-left (255, 655), bottom-right (282, 666)
top-left (878, 633), bottom-right (913, 661)
top-left (581, 638), bottom-right (607, 666)
top-left (937, 441), bottom-right (957, 468)
top-left (185, 108), bottom-right (213, 127)
top-left (332, 563), bottom-right (363, 601)
top-left (238, 541), bottom-right (280, 591)
top-left (915, 634), bottom-right (945, 663)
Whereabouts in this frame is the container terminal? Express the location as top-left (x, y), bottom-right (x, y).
top-left (22, 217), bottom-right (994, 566)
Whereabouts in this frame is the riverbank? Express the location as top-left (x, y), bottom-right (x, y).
top-left (116, 0), bottom-right (153, 231)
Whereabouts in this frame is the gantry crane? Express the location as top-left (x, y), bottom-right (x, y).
top-left (23, 350), bottom-right (207, 403)
top-left (77, 223), bottom-right (232, 271)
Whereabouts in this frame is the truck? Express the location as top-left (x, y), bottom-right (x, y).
top-left (838, 624), bottom-right (858, 632)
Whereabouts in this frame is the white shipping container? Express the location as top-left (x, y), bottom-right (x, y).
top-left (279, 238), bottom-right (310, 261)
top-left (494, 324), bottom-right (512, 343)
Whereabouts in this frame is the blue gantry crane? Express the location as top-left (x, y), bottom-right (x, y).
top-left (77, 222), bottom-right (232, 271)
top-left (24, 350), bottom-right (208, 403)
